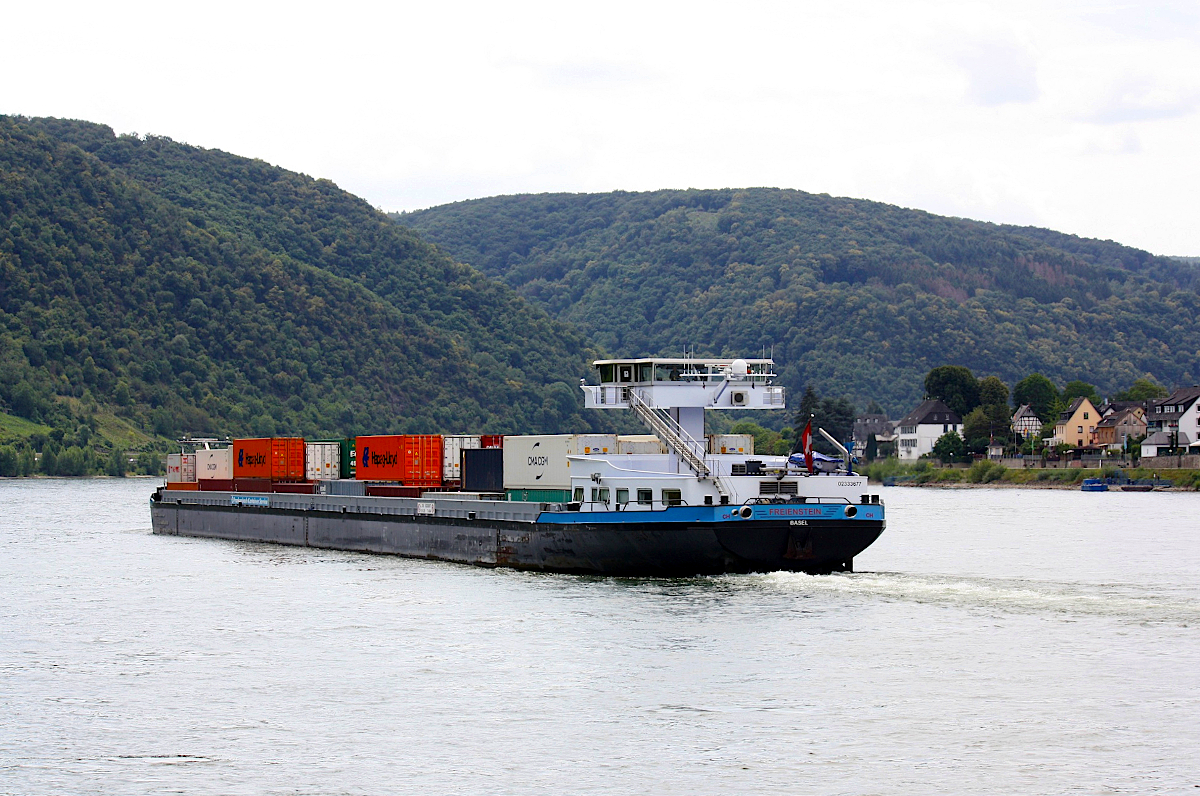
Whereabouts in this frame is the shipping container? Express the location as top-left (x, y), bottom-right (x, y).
top-left (234, 478), bottom-right (272, 493)
top-left (480, 434), bottom-right (504, 449)
top-left (442, 435), bottom-right (482, 481)
top-left (506, 488), bottom-right (572, 503)
top-left (271, 482), bottom-right (315, 494)
top-left (355, 435), bottom-right (443, 486)
top-left (305, 442), bottom-right (342, 481)
top-left (232, 438), bottom-right (272, 478)
top-left (462, 448), bottom-right (504, 492)
top-left (271, 438), bottom-right (306, 481)
top-left (364, 484), bottom-right (425, 498)
top-left (708, 434), bottom-right (754, 454)
top-left (231, 438), bottom-right (306, 480)
top-left (617, 435), bottom-right (666, 454)
top-left (165, 481), bottom-right (200, 491)
top-left (166, 453), bottom-right (197, 483)
top-left (196, 448), bottom-right (232, 480)
top-left (199, 478), bottom-right (235, 492)
top-left (321, 479), bottom-right (365, 497)
top-left (309, 438), bottom-right (355, 478)
top-left (501, 434), bottom-right (619, 490)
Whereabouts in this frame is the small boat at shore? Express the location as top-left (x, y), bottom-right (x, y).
top-left (1080, 478), bottom-right (1108, 492)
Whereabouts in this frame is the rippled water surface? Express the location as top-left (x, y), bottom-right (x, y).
top-left (2, 479), bottom-right (1198, 794)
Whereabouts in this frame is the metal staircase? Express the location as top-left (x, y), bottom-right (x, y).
top-left (627, 389), bottom-right (729, 498)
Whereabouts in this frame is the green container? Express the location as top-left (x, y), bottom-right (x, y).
top-left (506, 488), bottom-right (572, 503)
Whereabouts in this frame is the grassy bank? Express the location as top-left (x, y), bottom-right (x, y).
top-left (862, 459), bottom-right (1200, 490)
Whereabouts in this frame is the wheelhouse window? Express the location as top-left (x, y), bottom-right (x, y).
top-left (617, 364), bottom-right (634, 382)
top-left (662, 489), bottom-right (682, 507)
top-left (637, 363), bottom-right (653, 382)
top-left (637, 488), bottom-right (653, 505)
top-left (599, 364), bottom-right (616, 383)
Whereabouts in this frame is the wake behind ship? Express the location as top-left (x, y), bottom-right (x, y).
top-left (151, 357), bottom-right (886, 575)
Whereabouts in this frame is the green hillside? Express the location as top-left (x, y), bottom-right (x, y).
top-left (0, 117), bottom-right (610, 472)
top-left (396, 189), bottom-right (1200, 417)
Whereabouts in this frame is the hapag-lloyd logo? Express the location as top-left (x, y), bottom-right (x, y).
top-left (238, 448), bottom-right (265, 468)
top-left (360, 447), bottom-right (398, 469)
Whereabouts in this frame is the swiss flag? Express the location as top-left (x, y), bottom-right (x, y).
top-left (800, 417), bottom-right (814, 474)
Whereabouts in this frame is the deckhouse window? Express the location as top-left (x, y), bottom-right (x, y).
top-left (616, 488), bottom-right (629, 505)
top-left (662, 489), bottom-right (682, 507)
top-left (637, 489), bottom-right (653, 505)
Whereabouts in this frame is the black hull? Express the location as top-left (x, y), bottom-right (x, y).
top-left (150, 496), bottom-right (883, 577)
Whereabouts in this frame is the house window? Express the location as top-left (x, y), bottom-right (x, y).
top-left (662, 489), bottom-right (682, 507)
top-left (1084, 412), bottom-right (1089, 419)
top-left (1077, 426), bottom-right (1083, 434)
top-left (637, 488), bottom-right (653, 505)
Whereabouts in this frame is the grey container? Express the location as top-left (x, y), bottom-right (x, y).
top-left (322, 479), bottom-right (365, 496)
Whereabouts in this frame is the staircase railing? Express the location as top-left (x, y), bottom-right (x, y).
top-left (627, 389), bottom-right (730, 498)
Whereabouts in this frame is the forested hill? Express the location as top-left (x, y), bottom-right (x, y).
top-left (0, 116), bottom-right (609, 459)
top-left (395, 189), bottom-right (1200, 417)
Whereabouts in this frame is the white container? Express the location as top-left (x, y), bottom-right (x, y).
top-left (166, 453), bottom-right (197, 483)
top-left (708, 434), bottom-right (754, 455)
top-left (617, 435), bottom-right (666, 454)
top-left (196, 448), bottom-right (232, 480)
top-left (442, 435), bottom-right (482, 481)
top-left (306, 442), bottom-right (342, 481)
top-left (501, 434), bottom-right (619, 490)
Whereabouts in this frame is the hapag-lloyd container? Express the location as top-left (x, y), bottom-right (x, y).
top-left (232, 438), bottom-right (306, 480)
top-left (166, 453), bottom-right (197, 483)
top-left (501, 434), bottom-right (618, 491)
top-left (356, 435), bottom-right (443, 486)
top-left (196, 448), bottom-right (232, 480)
top-left (442, 435), bottom-right (482, 482)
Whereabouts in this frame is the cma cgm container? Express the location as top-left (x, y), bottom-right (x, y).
top-left (232, 438), bottom-right (306, 480)
top-left (196, 448), bottom-right (232, 480)
top-left (356, 435), bottom-right (443, 486)
top-left (502, 434), bottom-right (618, 492)
top-left (442, 435), bottom-right (482, 482)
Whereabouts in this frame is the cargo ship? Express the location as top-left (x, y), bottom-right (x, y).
top-left (150, 357), bottom-right (885, 575)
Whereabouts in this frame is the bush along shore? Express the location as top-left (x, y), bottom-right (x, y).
top-left (863, 459), bottom-right (1200, 490)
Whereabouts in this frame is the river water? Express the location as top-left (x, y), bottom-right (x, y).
top-left (1, 479), bottom-right (1197, 795)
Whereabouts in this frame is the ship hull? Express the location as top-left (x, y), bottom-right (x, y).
top-left (150, 489), bottom-right (884, 576)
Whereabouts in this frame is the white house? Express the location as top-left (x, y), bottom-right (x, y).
top-left (896, 399), bottom-right (962, 461)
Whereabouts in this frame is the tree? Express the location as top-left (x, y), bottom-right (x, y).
top-left (865, 400), bottom-right (886, 416)
top-left (1012, 374), bottom-right (1059, 421)
top-left (1112, 378), bottom-right (1168, 402)
top-left (864, 434), bottom-right (878, 462)
top-left (924, 366), bottom-right (979, 418)
top-left (790, 387), bottom-right (855, 454)
top-left (1062, 380), bottom-right (1100, 406)
top-left (791, 386), bottom-right (820, 452)
top-left (931, 431), bottom-right (965, 463)
top-left (107, 448), bottom-right (126, 477)
top-left (962, 407), bottom-right (990, 448)
top-left (978, 376), bottom-right (1009, 408)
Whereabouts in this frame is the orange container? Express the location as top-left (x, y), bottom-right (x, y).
top-left (166, 481), bottom-right (200, 491)
top-left (232, 438), bottom-right (272, 478)
top-left (356, 435), bottom-right (443, 486)
top-left (233, 437), bottom-right (306, 480)
top-left (271, 438), bottom-right (306, 481)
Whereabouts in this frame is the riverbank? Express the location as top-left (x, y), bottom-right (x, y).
top-left (864, 459), bottom-right (1200, 491)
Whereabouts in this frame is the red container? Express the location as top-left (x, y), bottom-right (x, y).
top-left (199, 479), bottom-right (235, 492)
top-left (271, 438), bottom-right (306, 481)
top-left (481, 435), bottom-right (503, 449)
top-left (166, 482), bottom-right (199, 491)
top-left (271, 482), bottom-right (315, 494)
top-left (235, 478), bottom-right (272, 492)
top-left (232, 438), bottom-right (306, 480)
top-left (356, 435), bottom-right (443, 486)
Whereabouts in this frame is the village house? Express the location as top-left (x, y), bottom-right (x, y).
top-left (851, 413), bottom-right (894, 458)
top-left (1093, 406), bottom-right (1147, 451)
top-left (1011, 404), bottom-right (1042, 440)
top-left (1143, 386), bottom-right (1200, 455)
top-left (896, 399), bottom-right (961, 461)
top-left (1053, 397), bottom-right (1100, 448)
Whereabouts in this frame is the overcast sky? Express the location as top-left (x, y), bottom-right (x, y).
top-left (4, 0), bottom-right (1199, 255)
